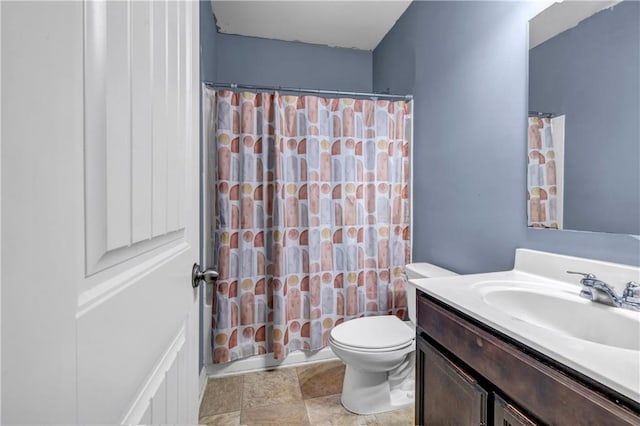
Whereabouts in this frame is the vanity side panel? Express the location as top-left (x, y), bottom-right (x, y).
top-left (416, 293), bottom-right (640, 425)
top-left (415, 337), bottom-right (424, 425)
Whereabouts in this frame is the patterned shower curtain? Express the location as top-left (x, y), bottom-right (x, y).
top-left (211, 90), bottom-right (412, 363)
top-left (527, 116), bottom-right (558, 228)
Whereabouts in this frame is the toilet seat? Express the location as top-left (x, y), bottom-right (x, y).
top-left (329, 336), bottom-right (414, 353)
top-left (329, 315), bottom-right (414, 351)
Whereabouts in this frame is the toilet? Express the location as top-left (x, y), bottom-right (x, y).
top-left (329, 263), bottom-right (458, 415)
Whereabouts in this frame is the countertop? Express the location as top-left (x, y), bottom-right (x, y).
top-left (408, 249), bottom-right (640, 403)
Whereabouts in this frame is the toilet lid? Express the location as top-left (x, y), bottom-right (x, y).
top-left (330, 315), bottom-right (414, 350)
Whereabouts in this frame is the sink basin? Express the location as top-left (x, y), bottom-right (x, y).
top-left (411, 250), bottom-right (640, 402)
top-left (477, 282), bottom-right (640, 351)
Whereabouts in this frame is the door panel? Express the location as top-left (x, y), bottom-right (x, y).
top-left (1, 0), bottom-right (200, 423)
top-left (84, 0), bottom-right (188, 277)
top-left (120, 318), bottom-right (189, 424)
top-left (201, 86), bottom-right (216, 366)
top-left (76, 247), bottom-right (195, 423)
top-left (1, 2), bottom-right (83, 422)
top-left (80, 0), bottom-right (199, 423)
top-left (130, 0), bottom-right (154, 244)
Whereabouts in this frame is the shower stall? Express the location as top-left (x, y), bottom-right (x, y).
top-left (201, 84), bottom-right (414, 374)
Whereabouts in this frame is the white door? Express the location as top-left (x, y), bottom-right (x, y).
top-left (1, 1), bottom-right (200, 423)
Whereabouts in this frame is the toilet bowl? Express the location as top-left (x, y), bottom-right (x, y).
top-left (329, 263), bottom-right (457, 415)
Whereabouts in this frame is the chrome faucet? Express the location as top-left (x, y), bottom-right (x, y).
top-left (567, 271), bottom-right (640, 311)
top-left (567, 271), bottom-right (618, 306)
top-left (622, 282), bottom-right (640, 306)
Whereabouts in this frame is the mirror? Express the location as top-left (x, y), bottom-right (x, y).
top-left (527, 0), bottom-right (639, 235)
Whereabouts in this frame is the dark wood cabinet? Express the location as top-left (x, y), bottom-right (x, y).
top-left (417, 338), bottom-right (488, 425)
top-left (415, 291), bottom-right (640, 425)
top-left (494, 394), bottom-right (537, 426)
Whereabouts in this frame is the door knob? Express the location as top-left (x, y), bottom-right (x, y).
top-left (192, 263), bottom-right (218, 288)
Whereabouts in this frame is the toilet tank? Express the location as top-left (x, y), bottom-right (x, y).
top-left (405, 263), bottom-right (458, 324)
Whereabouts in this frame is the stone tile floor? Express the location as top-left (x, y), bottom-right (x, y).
top-left (199, 360), bottom-right (415, 425)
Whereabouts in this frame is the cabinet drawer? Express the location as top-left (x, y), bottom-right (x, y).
top-left (494, 394), bottom-right (538, 426)
top-left (417, 293), bottom-right (639, 425)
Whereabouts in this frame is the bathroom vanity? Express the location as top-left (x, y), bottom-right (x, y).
top-left (409, 249), bottom-right (640, 425)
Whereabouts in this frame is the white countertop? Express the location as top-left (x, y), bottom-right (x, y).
top-left (409, 249), bottom-right (640, 403)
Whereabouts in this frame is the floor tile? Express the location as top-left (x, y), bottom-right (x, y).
top-left (240, 401), bottom-right (310, 425)
top-left (365, 407), bottom-right (415, 425)
top-left (242, 367), bottom-right (303, 409)
top-left (297, 360), bottom-right (345, 399)
top-left (200, 376), bottom-right (244, 418)
top-left (304, 394), bottom-right (365, 426)
top-left (199, 361), bottom-right (416, 426)
top-left (200, 411), bottom-right (241, 426)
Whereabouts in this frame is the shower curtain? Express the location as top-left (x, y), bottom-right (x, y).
top-left (527, 116), bottom-right (558, 228)
top-left (210, 90), bottom-right (412, 363)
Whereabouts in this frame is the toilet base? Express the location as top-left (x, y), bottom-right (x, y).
top-left (340, 363), bottom-right (415, 415)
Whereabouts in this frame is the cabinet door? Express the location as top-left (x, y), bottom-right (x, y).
top-left (417, 337), bottom-right (488, 425)
top-left (494, 394), bottom-right (538, 426)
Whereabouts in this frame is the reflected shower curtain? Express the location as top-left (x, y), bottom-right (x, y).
top-left (211, 90), bottom-right (412, 362)
top-left (527, 116), bottom-right (558, 228)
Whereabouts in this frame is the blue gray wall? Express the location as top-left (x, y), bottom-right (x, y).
top-left (529, 1), bottom-right (639, 235)
top-left (200, 0), bottom-right (218, 83)
top-left (199, 2), bottom-right (639, 367)
top-left (212, 32), bottom-right (373, 91)
top-left (373, 1), bottom-right (640, 273)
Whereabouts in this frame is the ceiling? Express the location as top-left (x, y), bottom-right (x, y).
top-left (211, 1), bottom-right (413, 51)
top-left (529, 0), bottom-right (621, 49)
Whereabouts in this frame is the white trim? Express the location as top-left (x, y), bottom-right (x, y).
top-left (205, 346), bottom-right (338, 378)
top-left (199, 366), bottom-right (208, 406)
top-left (86, 231), bottom-right (184, 277)
top-left (120, 325), bottom-right (186, 425)
top-left (0, 0), bottom-right (3, 417)
top-left (201, 85), bottom-right (216, 368)
top-left (408, 99), bottom-right (414, 263)
top-left (77, 241), bottom-right (189, 316)
top-left (551, 115), bottom-right (565, 230)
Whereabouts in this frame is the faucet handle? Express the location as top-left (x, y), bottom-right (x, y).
top-left (566, 271), bottom-right (597, 279)
top-left (622, 282), bottom-right (640, 303)
top-left (567, 271), bottom-right (600, 296)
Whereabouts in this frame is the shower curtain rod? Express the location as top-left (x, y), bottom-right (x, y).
top-left (204, 82), bottom-right (413, 101)
top-left (529, 110), bottom-right (557, 118)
